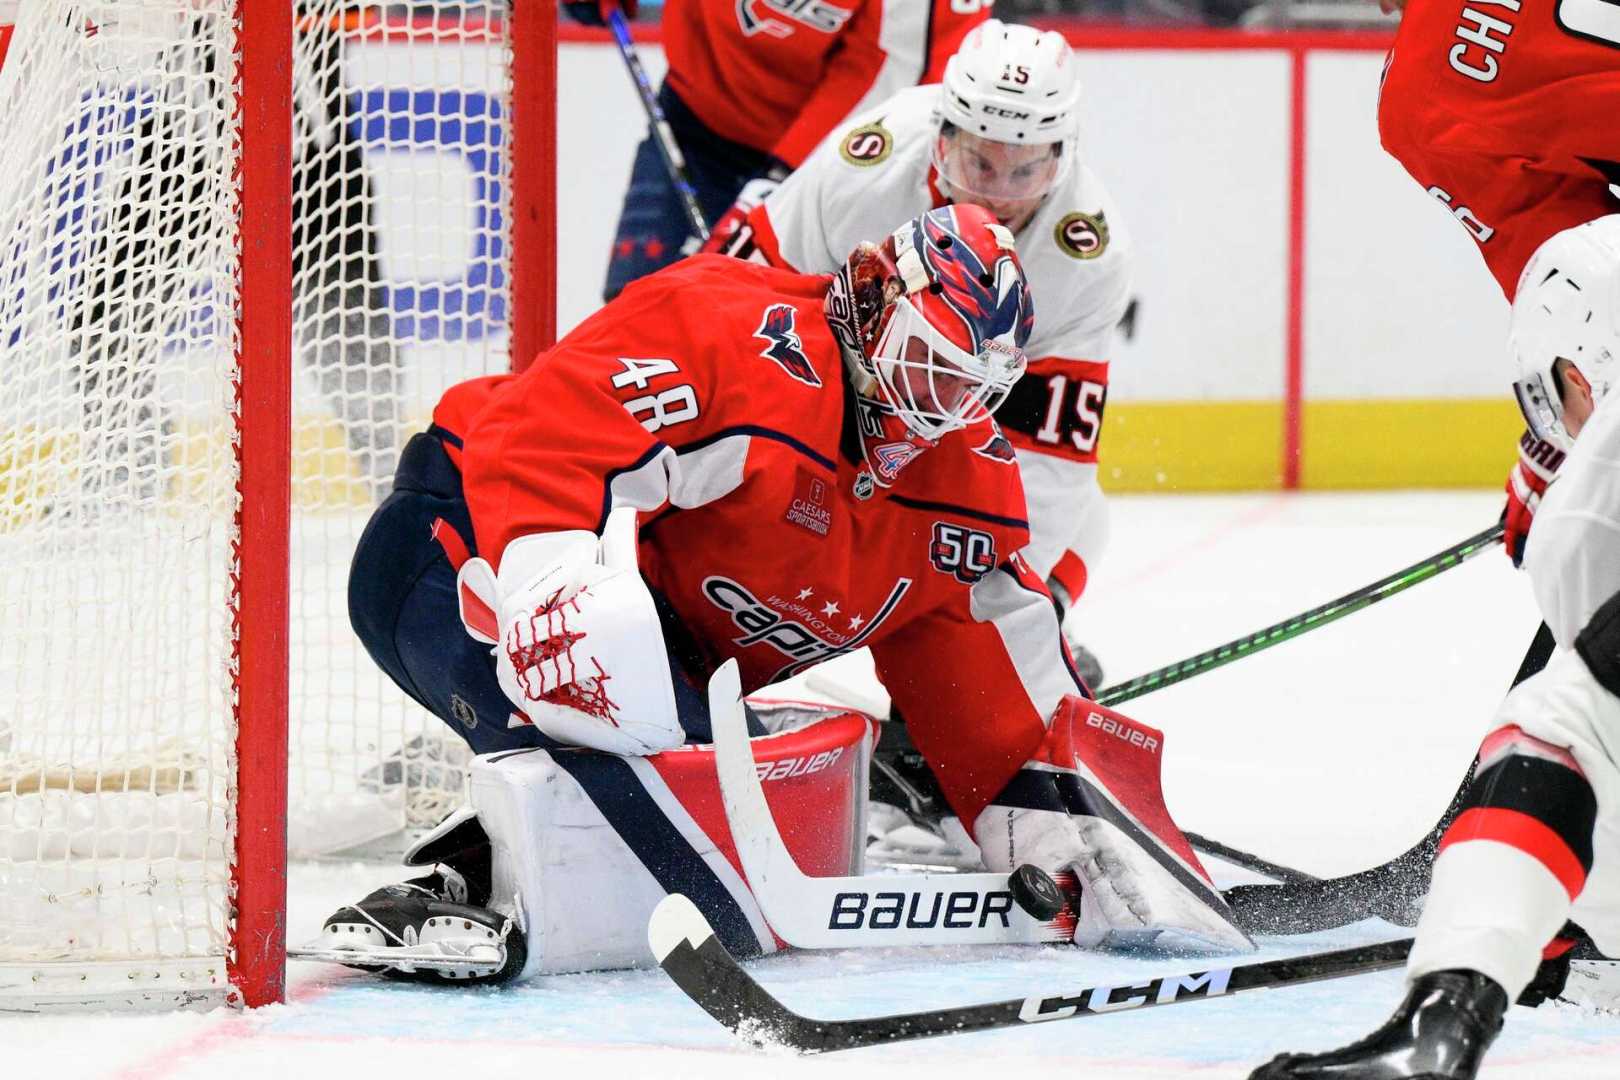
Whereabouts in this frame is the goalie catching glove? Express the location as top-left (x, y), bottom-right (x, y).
top-left (973, 696), bottom-right (1254, 953)
top-left (455, 530), bottom-right (682, 756)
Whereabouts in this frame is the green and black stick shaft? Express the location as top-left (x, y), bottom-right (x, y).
top-left (1096, 523), bottom-right (1505, 708)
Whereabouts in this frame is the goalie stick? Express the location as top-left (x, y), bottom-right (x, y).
top-left (709, 660), bottom-right (1072, 947)
top-left (649, 892), bottom-right (1412, 1053)
top-left (820, 529), bottom-right (1501, 893)
top-left (713, 660), bottom-right (1309, 943)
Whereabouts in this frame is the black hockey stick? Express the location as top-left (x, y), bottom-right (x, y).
top-left (649, 893), bottom-right (1411, 1053)
top-left (1221, 766), bottom-right (1472, 934)
top-left (606, 7), bottom-right (711, 244)
top-left (865, 527), bottom-right (1506, 907)
top-left (1222, 621), bottom-right (1558, 935)
top-left (1189, 831), bottom-right (1318, 887)
top-left (1096, 523), bottom-right (1505, 708)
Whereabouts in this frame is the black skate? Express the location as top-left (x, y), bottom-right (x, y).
top-left (1249, 970), bottom-right (1508, 1079)
top-left (1524, 924), bottom-right (1620, 1010)
top-left (292, 808), bottom-right (521, 984)
top-left (867, 710), bottom-right (979, 869)
top-left (309, 880), bottom-right (526, 985)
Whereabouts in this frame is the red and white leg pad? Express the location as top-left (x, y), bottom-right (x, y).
top-left (971, 696), bottom-right (1252, 953)
top-left (472, 707), bottom-right (871, 979)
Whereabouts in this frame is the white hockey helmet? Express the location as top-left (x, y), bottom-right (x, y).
top-left (1510, 215), bottom-right (1620, 450)
top-left (938, 20), bottom-right (1082, 146)
top-left (933, 21), bottom-right (1082, 211)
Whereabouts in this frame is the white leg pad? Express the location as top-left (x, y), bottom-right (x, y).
top-left (470, 746), bottom-right (781, 980)
top-left (471, 749), bottom-right (676, 979)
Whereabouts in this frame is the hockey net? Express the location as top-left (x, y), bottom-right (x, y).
top-left (0, 1), bottom-right (552, 1008)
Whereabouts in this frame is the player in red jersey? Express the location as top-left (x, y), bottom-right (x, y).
top-left (1378, 0), bottom-right (1620, 301)
top-left (1377, 0), bottom-right (1620, 566)
top-left (1249, 0), bottom-right (1620, 1070)
top-left (325, 205), bottom-right (1250, 981)
top-left (570, 0), bottom-right (988, 300)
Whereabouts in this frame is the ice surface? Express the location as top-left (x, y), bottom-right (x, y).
top-left (9, 492), bottom-right (1619, 1079)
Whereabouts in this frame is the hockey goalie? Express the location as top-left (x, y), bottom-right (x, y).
top-left (314, 205), bottom-right (1251, 983)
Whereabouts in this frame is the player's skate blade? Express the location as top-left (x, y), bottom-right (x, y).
top-left (1248, 969), bottom-right (1507, 1079)
top-left (292, 882), bottom-right (526, 985)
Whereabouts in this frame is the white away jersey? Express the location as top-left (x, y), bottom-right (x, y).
top-left (753, 85), bottom-right (1133, 366)
top-left (739, 83), bottom-right (1135, 595)
top-left (1525, 392), bottom-right (1620, 649)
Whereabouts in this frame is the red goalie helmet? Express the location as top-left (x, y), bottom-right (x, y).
top-left (826, 203), bottom-right (1034, 458)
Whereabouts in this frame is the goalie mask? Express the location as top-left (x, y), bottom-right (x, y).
top-left (825, 204), bottom-right (1033, 491)
top-left (1510, 215), bottom-right (1620, 450)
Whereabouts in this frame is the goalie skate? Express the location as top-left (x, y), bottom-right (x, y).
top-left (865, 801), bottom-right (980, 870)
top-left (291, 881), bottom-right (525, 985)
top-left (865, 711), bottom-right (979, 870)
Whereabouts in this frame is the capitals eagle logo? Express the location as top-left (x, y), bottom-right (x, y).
top-left (754, 303), bottom-right (821, 387)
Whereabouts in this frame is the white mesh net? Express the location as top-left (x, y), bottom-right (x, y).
top-left (0, 1), bottom-right (520, 1003)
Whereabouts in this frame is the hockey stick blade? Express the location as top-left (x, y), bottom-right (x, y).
top-left (1219, 624), bottom-right (1560, 935)
top-left (649, 893), bottom-right (1412, 1054)
top-left (707, 660), bottom-right (1070, 947)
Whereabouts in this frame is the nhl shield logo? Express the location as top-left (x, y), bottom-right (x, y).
top-left (450, 694), bottom-right (479, 731)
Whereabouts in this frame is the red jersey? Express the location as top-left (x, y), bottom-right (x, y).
top-left (1378, 0), bottom-right (1620, 298)
top-left (432, 256), bottom-right (1084, 823)
top-left (662, 0), bottom-right (987, 168)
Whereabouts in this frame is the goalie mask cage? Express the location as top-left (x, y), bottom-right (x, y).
top-left (0, 1), bottom-right (555, 1010)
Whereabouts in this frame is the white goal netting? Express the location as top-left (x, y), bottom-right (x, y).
top-left (0, 1), bottom-right (525, 1004)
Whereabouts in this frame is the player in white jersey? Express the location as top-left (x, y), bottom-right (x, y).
top-left (710, 20), bottom-right (1132, 674)
top-left (707, 20), bottom-right (1131, 862)
top-left (1253, 217), bottom-right (1620, 1079)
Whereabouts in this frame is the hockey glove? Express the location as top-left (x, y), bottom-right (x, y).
top-left (562, 0), bottom-right (637, 28)
top-left (971, 697), bottom-right (1252, 954)
top-left (701, 171), bottom-right (788, 259)
top-left (456, 531), bottom-right (681, 756)
top-left (1504, 430), bottom-right (1564, 568)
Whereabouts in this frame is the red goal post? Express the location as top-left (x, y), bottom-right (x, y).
top-left (0, 0), bottom-right (555, 1010)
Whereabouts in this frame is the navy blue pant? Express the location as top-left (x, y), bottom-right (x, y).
top-left (347, 431), bottom-right (753, 755)
top-left (603, 84), bottom-right (779, 302)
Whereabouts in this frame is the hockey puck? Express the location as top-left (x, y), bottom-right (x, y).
top-left (1008, 863), bottom-right (1065, 920)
